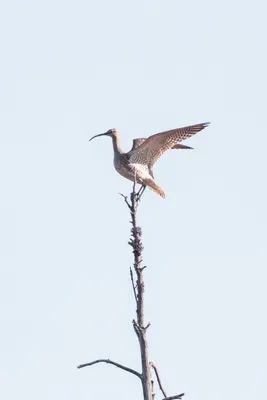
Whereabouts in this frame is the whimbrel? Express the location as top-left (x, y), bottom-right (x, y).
top-left (89, 122), bottom-right (210, 198)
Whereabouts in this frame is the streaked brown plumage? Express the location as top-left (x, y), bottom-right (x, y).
top-left (89, 122), bottom-right (210, 198)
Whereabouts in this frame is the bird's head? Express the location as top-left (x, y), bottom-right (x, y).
top-left (89, 128), bottom-right (117, 142)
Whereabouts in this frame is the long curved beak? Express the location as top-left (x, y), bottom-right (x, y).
top-left (89, 132), bottom-right (108, 142)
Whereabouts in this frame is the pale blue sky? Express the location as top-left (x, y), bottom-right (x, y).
top-left (1, 1), bottom-right (266, 399)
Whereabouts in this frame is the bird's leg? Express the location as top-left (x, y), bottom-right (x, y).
top-left (136, 185), bottom-right (146, 201)
top-left (136, 185), bottom-right (142, 197)
top-left (139, 185), bottom-right (146, 197)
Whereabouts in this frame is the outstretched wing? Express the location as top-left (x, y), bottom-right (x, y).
top-left (130, 139), bottom-right (193, 152)
top-left (130, 122), bottom-right (209, 167)
top-left (130, 138), bottom-right (147, 151)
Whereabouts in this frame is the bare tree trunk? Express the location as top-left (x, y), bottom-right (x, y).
top-left (77, 183), bottom-right (184, 400)
top-left (128, 188), bottom-right (152, 400)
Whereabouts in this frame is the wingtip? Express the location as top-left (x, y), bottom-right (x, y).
top-left (203, 122), bottom-right (211, 128)
top-left (160, 190), bottom-right (166, 199)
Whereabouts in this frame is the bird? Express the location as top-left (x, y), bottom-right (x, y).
top-left (89, 122), bottom-right (210, 198)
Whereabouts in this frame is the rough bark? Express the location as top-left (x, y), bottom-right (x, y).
top-left (127, 187), bottom-right (153, 400)
top-left (78, 182), bottom-right (185, 400)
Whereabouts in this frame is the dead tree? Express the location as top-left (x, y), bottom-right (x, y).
top-left (77, 182), bottom-right (184, 400)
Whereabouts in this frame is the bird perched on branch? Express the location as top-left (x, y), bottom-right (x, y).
top-left (89, 122), bottom-right (210, 198)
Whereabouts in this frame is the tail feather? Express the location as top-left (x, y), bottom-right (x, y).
top-left (144, 178), bottom-right (166, 198)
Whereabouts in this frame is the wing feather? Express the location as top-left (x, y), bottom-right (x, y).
top-left (130, 122), bottom-right (209, 167)
top-left (130, 138), bottom-right (147, 151)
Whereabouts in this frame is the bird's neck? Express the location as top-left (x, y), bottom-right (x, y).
top-left (112, 135), bottom-right (123, 155)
